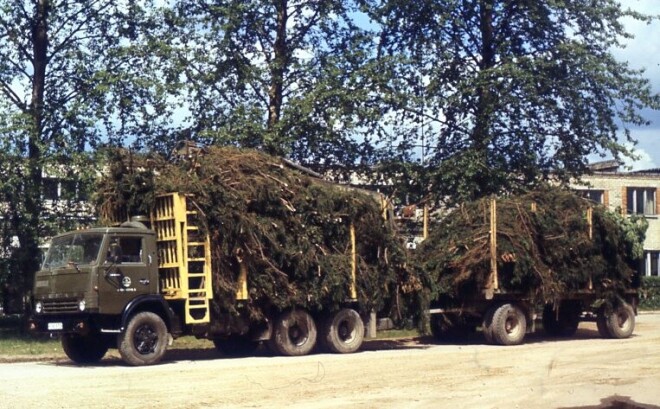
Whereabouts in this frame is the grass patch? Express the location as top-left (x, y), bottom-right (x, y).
top-left (374, 328), bottom-right (420, 339)
top-left (0, 325), bottom-right (61, 357)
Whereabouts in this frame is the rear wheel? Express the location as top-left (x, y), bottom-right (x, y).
top-left (268, 309), bottom-right (317, 356)
top-left (320, 309), bottom-right (364, 354)
top-left (490, 303), bottom-right (526, 346)
top-left (605, 303), bottom-right (635, 339)
top-left (62, 333), bottom-right (108, 364)
top-left (118, 312), bottom-right (168, 366)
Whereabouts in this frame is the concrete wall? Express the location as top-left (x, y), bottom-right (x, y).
top-left (574, 172), bottom-right (660, 276)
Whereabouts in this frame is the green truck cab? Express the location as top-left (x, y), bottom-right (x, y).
top-left (30, 223), bottom-right (176, 365)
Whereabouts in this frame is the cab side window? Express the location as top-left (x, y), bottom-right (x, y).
top-left (110, 237), bottom-right (143, 263)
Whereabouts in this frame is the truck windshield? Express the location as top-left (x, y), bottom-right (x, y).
top-left (42, 233), bottom-right (104, 269)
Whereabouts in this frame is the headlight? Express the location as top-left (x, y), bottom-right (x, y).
top-left (78, 300), bottom-right (86, 312)
top-left (35, 301), bottom-right (43, 314)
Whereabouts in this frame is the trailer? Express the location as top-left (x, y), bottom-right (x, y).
top-left (425, 195), bottom-right (641, 345)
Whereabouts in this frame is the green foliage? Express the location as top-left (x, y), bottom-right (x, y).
top-left (415, 186), bottom-right (646, 305)
top-left (368, 0), bottom-right (660, 203)
top-left (146, 0), bottom-right (383, 172)
top-left (95, 147), bottom-right (419, 320)
top-left (0, 0), bottom-right (173, 296)
top-left (640, 276), bottom-right (660, 310)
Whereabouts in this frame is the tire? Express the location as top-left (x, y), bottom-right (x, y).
top-left (213, 336), bottom-right (259, 356)
top-left (542, 303), bottom-right (580, 337)
top-left (118, 312), bottom-right (168, 366)
top-left (605, 303), bottom-right (635, 339)
top-left (320, 309), bottom-right (364, 354)
top-left (481, 306), bottom-right (497, 344)
top-left (269, 309), bottom-right (317, 356)
top-left (490, 303), bottom-right (526, 346)
top-left (61, 333), bottom-right (108, 364)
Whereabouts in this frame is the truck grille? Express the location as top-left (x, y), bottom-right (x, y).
top-left (43, 299), bottom-right (79, 313)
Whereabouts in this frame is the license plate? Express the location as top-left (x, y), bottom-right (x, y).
top-left (47, 322), bottom-right (64, 331)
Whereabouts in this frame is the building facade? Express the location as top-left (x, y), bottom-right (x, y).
top-left (573, 161), bottom-right (660, 277)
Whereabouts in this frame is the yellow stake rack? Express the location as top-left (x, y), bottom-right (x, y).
top-left (151, 193), bottom-right (213, 324)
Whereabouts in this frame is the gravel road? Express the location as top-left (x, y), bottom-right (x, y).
top-left (1, 313), bottom-right (659, 409)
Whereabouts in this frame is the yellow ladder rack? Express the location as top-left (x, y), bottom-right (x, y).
top-left (151, 193), bottom-right (213, 324)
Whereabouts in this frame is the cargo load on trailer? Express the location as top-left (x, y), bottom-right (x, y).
top-left (96, 146), bottom-right (416, 320)
top-left (416, 187), bottom-right (646, 345)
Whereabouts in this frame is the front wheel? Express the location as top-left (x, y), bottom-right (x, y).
top-left (268, 309), bottom-right (317, 356)
top-left (62, 333), bottom-right (108, 364)
top-left (320, 309), bottom-right (364, 354)
top-left (490, 303), bottom-right (527, 346)
top-left (118, 312), bottom-right (168, 366)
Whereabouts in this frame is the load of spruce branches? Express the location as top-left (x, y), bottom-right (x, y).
top-left (416, 187), bottom-right (646, 304)
top-left (94, 146), bottom-right (418, 320)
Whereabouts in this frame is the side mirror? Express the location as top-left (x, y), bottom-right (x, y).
top-left (108, 242), bottom-right (123, 264)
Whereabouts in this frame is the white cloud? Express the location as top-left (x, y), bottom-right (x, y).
top-left (621, 143), bottom-right (657, 171)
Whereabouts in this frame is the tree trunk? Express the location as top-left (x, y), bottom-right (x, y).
top-left (267, 0), bottom-right (288, 153)
top-left (16, 0), bottom-right (50, 308)
top-left (471, 0), bottom-right (496, 197)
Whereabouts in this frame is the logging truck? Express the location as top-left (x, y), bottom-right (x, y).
top-left (427, 198), bottom-right (640, 346)
top-left (30, 193), bottom-right (373, 366)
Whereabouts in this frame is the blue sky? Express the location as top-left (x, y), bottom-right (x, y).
top-left (612, 0), bottom-right (660, 170)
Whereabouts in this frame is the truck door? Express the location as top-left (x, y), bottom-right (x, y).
top-left (98, 234), bottom-right (157, 315)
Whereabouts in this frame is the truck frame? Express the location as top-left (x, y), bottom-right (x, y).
top-left (30, 193), bottom-right (371, 365)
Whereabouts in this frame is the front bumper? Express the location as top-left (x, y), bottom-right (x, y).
top-left (29, 313), bottom-right (118, 336)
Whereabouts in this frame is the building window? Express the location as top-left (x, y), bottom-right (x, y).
top-left (577, 189), bottom-right (605, 204)
top-left (644, 251), bottom-right (660, 277)
top-left (627, 187), bottom-right (656, 215)
top-left (60, 180), bottom-right (78, 201)
top-left (41, 178), bottom-right (87, 202)
top-left (43, 178), bottom-right (59, 201)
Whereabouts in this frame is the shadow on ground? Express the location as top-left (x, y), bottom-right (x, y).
top-left (559, 395), bottom-right (660, 409)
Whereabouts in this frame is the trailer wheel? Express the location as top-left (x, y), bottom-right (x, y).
top-left (320, 308), bottom-right (364, 354)
top-left (62, 333), bottom-right (108, 364)
top-left (269, 309), bottom-right (317, 356)
top-left (542, 303), bottom-right (580, 337)
top-left (491, 303), bottom-right (526, 345)
top-left (605, 303), bottom-right (635, 339)
top-left (118, 312), bottom-right (168, 366)
top-left (213, 336), bottom-right (259, 356)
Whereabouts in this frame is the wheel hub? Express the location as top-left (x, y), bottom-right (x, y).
top-left (338, 320), bottom-right (356, 343)
top-left (134, 324), bottom-right (158, 355)
top-left (288, 324), bottom-right (308, 346)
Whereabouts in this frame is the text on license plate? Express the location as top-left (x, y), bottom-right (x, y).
top-left (47, 322), bottom-right (64, 331)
